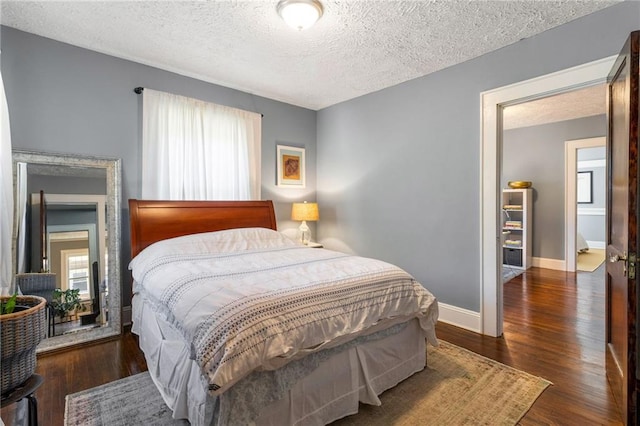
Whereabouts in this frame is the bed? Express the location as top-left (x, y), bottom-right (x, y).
top-left (128, 199), bottom-right (439, 426)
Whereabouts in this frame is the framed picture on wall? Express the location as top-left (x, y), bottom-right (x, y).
top-left (277, 145), bottom-right (305, 188)
top-left (577, 171), bottom-right (593, 204)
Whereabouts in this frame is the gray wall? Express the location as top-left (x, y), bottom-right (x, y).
top-left (503, 115), bottom-right (605, 260)
top-left (316, 2), bottom-right (638, 312)
top-left (1, 26), bottom-right (318, 305)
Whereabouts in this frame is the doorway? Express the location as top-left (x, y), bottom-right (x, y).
top-left (480, 55), bottom-right (616, 337)
top-left (566, 138), bottom-right (607, 273)
top-left (484, 32), bottom-right (640, 426)
top-left (500, 99), bottom-right (606, 297)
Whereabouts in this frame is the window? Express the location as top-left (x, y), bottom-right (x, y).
top-left (141, 89), bottom-right (262, 200)
top-left (61, 249), bottom-right (90, 299)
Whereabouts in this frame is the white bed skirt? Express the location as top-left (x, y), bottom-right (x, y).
top-left (133, 294), bottom-right (427, 426)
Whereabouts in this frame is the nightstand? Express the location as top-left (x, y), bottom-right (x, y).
top-left (305, 242), bottom-right (323, 248)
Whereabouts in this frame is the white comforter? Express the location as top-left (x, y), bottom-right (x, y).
top-left (130, 228), bottom-right (438, 396)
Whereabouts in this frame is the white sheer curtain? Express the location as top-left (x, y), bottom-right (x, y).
top-left (1, 68), bottom-right (14, 295)
top-left (141, 89), bottom-right (261, 200)
top-left (15, 162), bottom-right (27, 274)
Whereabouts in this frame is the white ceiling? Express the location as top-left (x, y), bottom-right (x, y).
top-left (0, 0), bottom-right (620, 112)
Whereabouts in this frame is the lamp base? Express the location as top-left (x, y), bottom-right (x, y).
top-left (297, 220), bottom-right (311, 245)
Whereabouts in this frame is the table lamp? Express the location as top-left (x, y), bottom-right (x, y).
top-left (291, 201), bottom-right (319, 245)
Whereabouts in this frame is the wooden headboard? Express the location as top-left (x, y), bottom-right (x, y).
top-left (128, 200), bottom-right (277, 258)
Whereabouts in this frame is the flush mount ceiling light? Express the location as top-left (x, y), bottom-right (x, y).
top-left (277, 0), bottom-right (324, 31)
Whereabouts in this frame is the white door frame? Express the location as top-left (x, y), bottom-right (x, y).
top-left (565, 137), bottom-right (606, 272)
top-left (480, 56), bottom-right (615, 337)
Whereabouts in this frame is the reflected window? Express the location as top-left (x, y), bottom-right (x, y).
top-left (62, 249), bottom-right (90, 299)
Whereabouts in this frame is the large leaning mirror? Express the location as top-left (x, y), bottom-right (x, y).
top-left (12, 150), bottom-right (122, 352)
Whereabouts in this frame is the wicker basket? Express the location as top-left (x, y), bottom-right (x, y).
top-left (15, 273), bottom-right (56, 302)
top-left (1, 295), bottom-right (46, 395)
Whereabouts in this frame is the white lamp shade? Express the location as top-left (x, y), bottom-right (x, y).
top-left (277, 0), bottom-right (323, 31)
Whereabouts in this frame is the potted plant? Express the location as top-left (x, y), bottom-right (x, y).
top-left (51, 288), bottom-right (86, 322)
top-left (1, 293), bottom-right (46, 394)
top-left (1, 293), bottom-right (20, 315)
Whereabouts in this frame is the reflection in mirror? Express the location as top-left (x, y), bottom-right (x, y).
top-left (12, 150), bottom-right (121, 352)
top-left (31, 193), bottom-right (108, 336)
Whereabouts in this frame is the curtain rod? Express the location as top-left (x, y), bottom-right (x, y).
top-left (133, 87), bottom-right (263, 117)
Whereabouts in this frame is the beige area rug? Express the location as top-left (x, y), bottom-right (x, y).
top-left (65, 341), bottom-right (551, 426)
top-left (334, 341), bottom-right (551, 425)
top-left (577, 248), bottom-right (606, 272)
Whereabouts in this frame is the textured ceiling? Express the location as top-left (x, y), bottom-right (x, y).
top-left (503, 84), bottom-right (606, 130)
top-left (0, 1), bottom-right (620, 111)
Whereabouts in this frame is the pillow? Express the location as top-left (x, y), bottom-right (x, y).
top-left (129, 227), bottom-right (298, 272)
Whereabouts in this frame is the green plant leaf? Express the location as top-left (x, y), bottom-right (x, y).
top-left (1, 293), bottom-right (18, 315)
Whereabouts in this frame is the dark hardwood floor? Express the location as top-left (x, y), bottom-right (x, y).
top-left (1, 265), bottom-right (621, 425)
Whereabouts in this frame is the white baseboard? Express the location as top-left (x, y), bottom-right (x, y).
top-left (122, 305), bottom-right (132, 326)
top-left (532, 257), bottom-right (566, 271)
top-left (587, 240), bottom-right (606, 249)
top-left (577, 207), bottom-right (605, 216)
top-left (437, 302), bottom-right (481, 333)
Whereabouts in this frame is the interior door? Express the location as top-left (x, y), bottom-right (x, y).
top-left (606, 30), bottom-right (639, 425)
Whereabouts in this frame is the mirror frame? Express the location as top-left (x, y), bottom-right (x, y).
top-left (12, 150), bottom-right (122, 352)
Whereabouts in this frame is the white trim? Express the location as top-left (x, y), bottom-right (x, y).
top-left (437, 303), bottom-right (481, 333)
top-left (587, 240), bottom-right (606, 249)
top-left (532, 257), bottom-right (566, 271)
top-left (578, 207), bottom-right (606, 216)
top-left (565, 137), bottom-right (606, 273)
top-left (481, 56), bottom-right (615, 337)
top-left (578, 159), bottom-right (606, 169)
